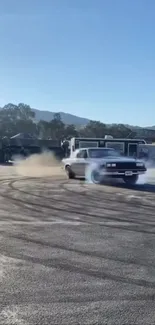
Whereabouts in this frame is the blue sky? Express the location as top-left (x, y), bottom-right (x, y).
top-left (0, 0), bottom-right (154, 126)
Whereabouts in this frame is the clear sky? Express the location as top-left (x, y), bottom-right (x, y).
top-left (0, 0), bottom-right (154, 126)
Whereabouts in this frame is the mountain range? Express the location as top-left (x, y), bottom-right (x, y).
top-left (32, 108), bottom-right (155, 130)
top-left (1, 106), bottom-right (154, 130)
top-left (33, 108), bottom-right (89, 126)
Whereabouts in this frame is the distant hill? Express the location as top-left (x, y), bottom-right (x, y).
top-left (33, 109), bottom-right (155, 130)
top-left (32, 108), bottom-right (89, 126)
top-left (1, 106), bottom-right (155, 130)
top-left (146, 126), bottom-right (155, 130)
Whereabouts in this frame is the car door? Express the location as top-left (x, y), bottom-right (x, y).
top-left (71, 150), bottom-right (88, 176)
top-left (77, 149), bottom-right (88, 175)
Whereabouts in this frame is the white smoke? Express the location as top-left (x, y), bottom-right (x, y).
top-left (85, 162), bottom-right (105, 184)
top-left (85, 159), bottom-right (155, 185)
top-left (136, 159), bottom-right (155, 185)
top-left (85, 162), bottom-right (96, 184)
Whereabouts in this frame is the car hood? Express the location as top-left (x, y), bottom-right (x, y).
top-left (89, 157), bottom-right (143, 163)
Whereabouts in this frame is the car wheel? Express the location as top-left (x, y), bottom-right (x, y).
top-left (123, 175), bottom-right (138, 185)
top-left (91, 169), bottom-right (102, 184)
top-left (65, 165), bottom-right (75, 179)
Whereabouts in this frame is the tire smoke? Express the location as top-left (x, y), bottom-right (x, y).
top-left (85, 162), bottom-right (104, 184)
top-left (85, 159), bottom-right (155, 185)
top-left (136, 160), bottom-right (155, 185)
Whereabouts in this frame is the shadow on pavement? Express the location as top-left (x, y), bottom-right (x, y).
top-left (81, 177), bottom-right (155, 194)
top-left (102, 181), bottom-right (155, 193)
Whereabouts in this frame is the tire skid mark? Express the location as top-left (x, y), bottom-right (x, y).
top-left (1, 188), bottom-right (154, 230)
top-left (2, 293), bottom-right (155, 304)
top-left (6, 179), bottom-right (155, 229)
top-left (8, 178), bottom-right (155, 217)
top-left (7, 233), bottom-right (155, 269)
top-left (63, 181), bottom-right (155, 208)
top-left (10, 178), bottom-right (155, 219)
top-left (1, 250), bottom-right (155, 290)
top-left (0, 175), bottom-right (155, 306)
top-left (0, 177), bottom-right (155, 234)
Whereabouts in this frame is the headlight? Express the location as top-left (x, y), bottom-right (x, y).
top-left (136, 162), bottom-right (144, 167)
top-left (106, 163), bottom-right (116, 167)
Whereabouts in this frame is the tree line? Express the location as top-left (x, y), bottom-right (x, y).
top-left (0, 103), bottom-right (136, 140)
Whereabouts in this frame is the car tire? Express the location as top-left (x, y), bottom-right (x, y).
top-left (123, 175), bottom-right (138, 185)
top-left (65, 165), bottom-right (75, 179)
top-left (91, 169), bottom-right (102, 184)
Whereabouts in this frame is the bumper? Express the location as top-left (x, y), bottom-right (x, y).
top-left (100, 170), bottom-right (146, 177)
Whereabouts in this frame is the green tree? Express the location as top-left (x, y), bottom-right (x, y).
top-left (80, 120), bottom-right (107, 138)
top-left (0, 103), bottom-right (36, 137)
top-left (108, 124), bottom-right (132, 138)
top-left (17, 103), bottom-right (35, 120)
top-left (37, 120), bottom-right (50, 138)
top-left (48, 113), bottom-right (65, 139)
top-left (0, 102), bottom-right (138, 141)
top-left (64, 124), bottom-right (78, 139)
top-left (15, 119), bottom-right (37, 135)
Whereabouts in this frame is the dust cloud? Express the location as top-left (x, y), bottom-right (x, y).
top-left (13, 151), bottom-right (65, 178)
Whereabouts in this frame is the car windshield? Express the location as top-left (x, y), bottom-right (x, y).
top-left (88, 148), bottom-right (120, 158)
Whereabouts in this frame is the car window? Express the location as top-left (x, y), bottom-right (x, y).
top-left (76, 150), bottom-right (87, 158)
top-left (88, 148), bottom-right (120, 158)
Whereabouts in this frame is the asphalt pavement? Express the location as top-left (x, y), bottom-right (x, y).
top-left (0, 167), bottom-right (155, 324)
